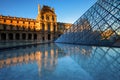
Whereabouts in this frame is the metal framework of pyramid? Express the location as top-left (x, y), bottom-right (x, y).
top-left (55, 0), bottom-right (120, 47)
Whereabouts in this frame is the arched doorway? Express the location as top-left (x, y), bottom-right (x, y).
top-left (34, 34), bottom-right (37, 40)
top-left (22, 33), bottom-right (26, 40)
top-left (48, 34), bottom-right (51, 40)
top-left (8, 33), bottom-right (13, 40)
top-left (16, 33), bottom-right (20, 40)
top-left (42, 37), bottom-right (44, 41)
top-left (28, 33), bottom-right (32, 40)
top-left (1, 33), bottom-right (6, 40)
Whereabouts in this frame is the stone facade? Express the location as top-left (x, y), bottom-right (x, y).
top-left (0, 4), bottom-right (72, 42)
top-left (57, 22), bottom-right (72, 35)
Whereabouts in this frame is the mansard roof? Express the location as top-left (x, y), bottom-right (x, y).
top-left (41, 5), bottom-right (55, 14)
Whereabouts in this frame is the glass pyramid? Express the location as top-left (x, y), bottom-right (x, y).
top-left (56, 0), bottom-right (120, 47)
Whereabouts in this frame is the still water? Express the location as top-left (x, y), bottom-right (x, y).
top-left (0, 43), bottom-right (120, 80)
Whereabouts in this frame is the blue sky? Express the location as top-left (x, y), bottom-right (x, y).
top-left (0, 0), bottom-right (97, 23)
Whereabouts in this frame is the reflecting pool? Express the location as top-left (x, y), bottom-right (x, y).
top-left (0, 43), bottom-right (120, 80)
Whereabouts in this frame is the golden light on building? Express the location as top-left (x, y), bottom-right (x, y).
top-left (0, 4), bottom-right (72, 42)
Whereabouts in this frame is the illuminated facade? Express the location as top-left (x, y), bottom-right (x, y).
top-left (0, 4), bottom-right (72, 42)
top-left (56, 0), bottom-right (120, 47)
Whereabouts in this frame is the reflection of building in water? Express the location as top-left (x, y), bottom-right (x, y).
top-left (0, 4), bottom-right (72, 42)
top-left (0, 44), bottom-right (59, 75)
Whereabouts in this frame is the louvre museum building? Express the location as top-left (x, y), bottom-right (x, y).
top-left (0, 5), bottom-right (71, 42)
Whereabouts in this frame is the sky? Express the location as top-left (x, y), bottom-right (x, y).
top-left (0, 0), bottom-right (97, 23)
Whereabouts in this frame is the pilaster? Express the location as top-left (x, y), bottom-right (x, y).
top-left (50, 23), bottom-right (53, 32)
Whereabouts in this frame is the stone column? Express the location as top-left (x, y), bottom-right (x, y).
top-left (44, 23), bottom-right (48, 31)
top-left (49, 16), bottom-right (52, 22)
top-left (51, 33), bottom-right (53, 41)
top-left (37, 33), bottom-right (41, 42)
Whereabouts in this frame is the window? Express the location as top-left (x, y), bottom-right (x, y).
top-left (3, 24), bottom-right (6, 30)
top-left (46, 15), bottom-right (49, 20)
top-left (52, 16), bottom-right (54, 21)
top-left (42, 15), bottom-right (44, 20)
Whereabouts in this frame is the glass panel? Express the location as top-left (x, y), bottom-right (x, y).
top-left (56, 0), bottom-right (120, 47)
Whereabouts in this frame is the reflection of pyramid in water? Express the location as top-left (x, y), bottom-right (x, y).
top-left (56, 0), bottom-right (120, 47)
